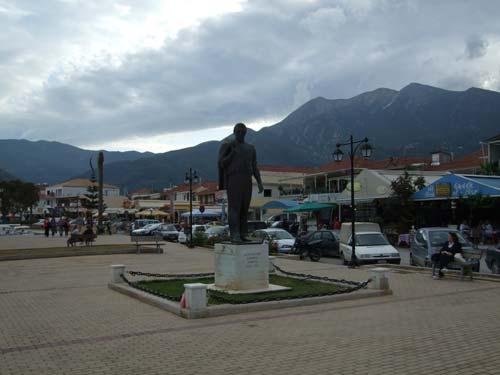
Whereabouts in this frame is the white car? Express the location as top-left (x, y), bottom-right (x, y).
top-left (131, 223), bottom-right (162, 236)
top-left (339, 222), bottom-right (401, 265)
top-left (340, 232), bottom-right (401, 265)
top-left (178, 225), bottom-right (209, 244)
top-left (252, 228), bottom-right (296, 253)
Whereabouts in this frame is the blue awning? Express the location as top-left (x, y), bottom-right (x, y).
top-left (181, 209), bottom-right (221, 217)
top-left (261, 200), bottom-right (299, 210)
top-left (411, 174), bottom-right (500, 201)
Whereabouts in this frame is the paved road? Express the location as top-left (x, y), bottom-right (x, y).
top-left (1, 242), bottom-right (500, 375)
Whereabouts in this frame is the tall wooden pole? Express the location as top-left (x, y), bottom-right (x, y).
top-left (98, 151), bottom-right (104, 234)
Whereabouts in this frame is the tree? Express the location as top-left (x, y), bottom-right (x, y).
top-left (81, 158), bottom-right (98, 227)
top-left (380, 171), bottom-right (425, 233)
top-left (0, 180), bottom-right (39, 222)
top-left (479, 162), bottom-right (500, 176)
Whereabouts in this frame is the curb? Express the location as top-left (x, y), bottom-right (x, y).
top-left (108, 282), bottom-right (391, 319)
top-left (0, 247), bottom-right (163, 262)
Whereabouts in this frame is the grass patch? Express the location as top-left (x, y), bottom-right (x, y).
top-left (136, 275), bottom-right (352, 305)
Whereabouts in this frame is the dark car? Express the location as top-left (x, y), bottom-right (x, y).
top-left (155, 224), bottom-right (181, 241)
top-left (293, 229), bottom-right (340, 257)
top-left (485, 244), bottom-right (500, 274)
top-left (247, 221), bottom-right (267, 234)
top-left (410, 227), bottom-right (481, 272)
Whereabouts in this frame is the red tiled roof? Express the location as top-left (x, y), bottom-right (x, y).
top-left (53, 178), bottom-right (117, 189)
top-left (130, 188), bottom-right (153, 195)
top-left (259, 165), bottom-right (318, 174)
top-left (317, 157), bottom-right (429, 173)
top-left (425, 150), bottom-right (487, 171)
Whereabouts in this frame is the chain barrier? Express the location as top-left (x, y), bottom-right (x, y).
top-left (121, 264), bottom-right (371, 304)
top-left (272, 263), bottom-right (369, 287)
top-left (127, 270), bottom-right (215, 278)
top-left (120, 273), bottom-right (182, 301)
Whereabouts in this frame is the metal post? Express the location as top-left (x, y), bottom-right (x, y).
top-left (189, 168), bottom-right (193, 248)
top-left (350, 135), bottom-right (357, 267)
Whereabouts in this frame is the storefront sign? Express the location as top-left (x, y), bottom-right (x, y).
top-left (435, 183), bottom-right (451, 197)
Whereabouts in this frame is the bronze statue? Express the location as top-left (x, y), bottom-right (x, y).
top-left (218, 123), bottom-right (264, 243)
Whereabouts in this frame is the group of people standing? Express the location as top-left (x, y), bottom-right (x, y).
top-left (42, 217), bottom-right (70, 237)
top-left (459, 220), bottom-right (496, 245)
top-left (42, 218), bottom-right (96, 238)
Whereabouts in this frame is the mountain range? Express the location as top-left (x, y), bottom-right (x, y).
top-left (1, 83), bottom-right (499, 191)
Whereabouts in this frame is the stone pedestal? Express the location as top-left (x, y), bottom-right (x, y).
top-left (214, 242), bottom-right (269, 291)
top-left (111, 264), bottom-right (126, 283)
top-left (369, 267), bottom-right (390, 290)
top-left (184, 283), bottom-right (207, 311)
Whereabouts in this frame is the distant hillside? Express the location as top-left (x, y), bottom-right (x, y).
top-left (2, 83), bottom-right (500, 191)
top-left (0, 140), bottom-right (153, 184)
top-left (0, 168), bottom-right (17, 181)
top-left (93, 83), bottom-right (500, 190)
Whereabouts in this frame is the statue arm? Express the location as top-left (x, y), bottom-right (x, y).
top-left (219, 142), bottom-right (236, 169)
top-left (252, 147), bottom-right (264, 193)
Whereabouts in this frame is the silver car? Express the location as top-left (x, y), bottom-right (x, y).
top-left (410, 227), bottom-right (481, 272)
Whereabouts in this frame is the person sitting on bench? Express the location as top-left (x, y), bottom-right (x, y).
top-left (431, 232), bottom-right (463, 279)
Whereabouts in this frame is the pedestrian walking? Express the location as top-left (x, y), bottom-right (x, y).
top-left (50, 218), bottom-right (57, 237)
top-left (43, 218), bottom-right (50, 237)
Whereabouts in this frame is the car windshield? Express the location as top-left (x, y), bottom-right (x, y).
top-left (269, 231), bottom-right (294, 240)
top-left (163, 225), bottom-right (177, 231)
top-left (141, 224), bottom-right (159, 230)
top-left (206, 227), bottom-right (225, 234)
top-left (355, 233), bottom-right (390, 246)
top-left (429, 231), bottom-right (467, 246)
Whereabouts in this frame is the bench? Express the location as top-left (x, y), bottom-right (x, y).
top-left (130, 235), bottom-right (165, 254)
top-left (432, 250), bottom-right (482, 281)
top-left (67, 233), bottom-right (97, 247)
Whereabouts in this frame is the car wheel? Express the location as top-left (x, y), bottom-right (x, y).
top-left (309, 252), bottom-right (320, 262)
top-left (491, 260), bottom-right (499, 274)
top-left (409, 253), bottom-right (415, 266)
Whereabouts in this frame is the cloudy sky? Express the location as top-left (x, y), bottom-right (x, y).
top-left (1, 0), bottom-right (499, 153)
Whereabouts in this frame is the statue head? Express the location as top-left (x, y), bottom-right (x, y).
top-left (233, 122), bottom-right (247, 143)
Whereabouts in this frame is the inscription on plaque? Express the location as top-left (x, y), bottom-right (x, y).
top-left (244, 252), bottom-right (261, 268)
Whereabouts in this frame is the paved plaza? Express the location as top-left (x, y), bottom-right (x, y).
top-left (1, 237), bottom-right (500, 374)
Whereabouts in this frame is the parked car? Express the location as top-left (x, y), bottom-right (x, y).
top-left (247, 220), bottom-right (267, 234)
top-left (155, 224), bottom-right (181, 241)
top-left (339, 222), bottom-right (401, 265)
top-left (264, 214), bottom-right (297, 227)
top-left (131, 223), bottom-right (162, 236)
top-left (204, 226), bottom-right (229, 242)
top-left (130, 219), bottom-right (160, 232)
top-left (293, 230), bottom-right (340, 257)
top-left (252, 228), bottom-right (296, 253)
top-left (410, 227), bottom-right (481, 272)
top-left (485, 243), bottom-right (500, 274)
top-left (178, 224), bottom-right (209, 244)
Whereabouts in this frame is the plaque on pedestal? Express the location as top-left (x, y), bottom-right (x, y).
top-left (214, 242), bottom-right (269, 291)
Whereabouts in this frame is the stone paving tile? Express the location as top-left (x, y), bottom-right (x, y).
top-left (1, 240), bottom-right (500, 374)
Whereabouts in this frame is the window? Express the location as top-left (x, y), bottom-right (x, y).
top-left (263, 189), bottom-right (272, 197)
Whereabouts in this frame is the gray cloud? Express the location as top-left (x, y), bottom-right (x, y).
top-left (1, 0), bottom-right (500, 148)
top-left (465, 35), bottom-right (488, 59)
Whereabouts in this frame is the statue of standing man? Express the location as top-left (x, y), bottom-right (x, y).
top-left (218, 123), bottom-right (264, 243)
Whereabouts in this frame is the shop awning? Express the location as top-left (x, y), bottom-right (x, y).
top-left (283, 202), bottom-right (336, 212)
top-left (261, 200), bottom-right (299, 210)
top-left (181, 209), bottom-right (221, 217)
top-left (411, 174), bottom-right (500, 201)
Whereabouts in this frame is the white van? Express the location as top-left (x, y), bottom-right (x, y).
top-left (339, 222), bottom-right (400, 265)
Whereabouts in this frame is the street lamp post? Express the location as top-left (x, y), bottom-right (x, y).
top-left (184, 168), bottom-right (199, 248)
top-left (333, 136), bottom-right (372, 267)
